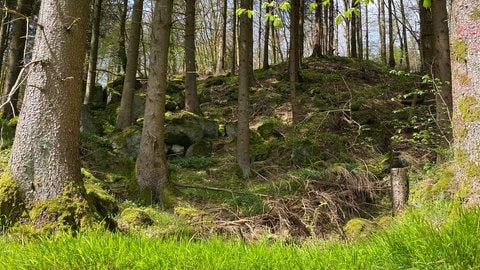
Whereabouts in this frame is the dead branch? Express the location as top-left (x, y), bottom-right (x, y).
top-left (172, 181), bottom-right (272, 198)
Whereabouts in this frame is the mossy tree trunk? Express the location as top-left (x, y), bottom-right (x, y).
top-left (8, 0), bottom-right (90, 226)
top-left (451, 2), bottom-right (480, 207)
top-left (136, 0), bottom-right (172, 203)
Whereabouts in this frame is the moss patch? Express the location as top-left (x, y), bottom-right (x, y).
top-left (0, 170), bottom-right (22, 227)
top-left (457, 96), bottom-right (480, 123)
top-left (452, 40), bottom-right (467, 63)
top-left (343, 218), bottom-right (375, 239)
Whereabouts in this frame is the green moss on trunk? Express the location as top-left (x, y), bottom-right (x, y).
top-left (0, 170), bottom-right (22, 227)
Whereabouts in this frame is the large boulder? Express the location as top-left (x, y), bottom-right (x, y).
top-left (165, 112), bottom-right (219, 147)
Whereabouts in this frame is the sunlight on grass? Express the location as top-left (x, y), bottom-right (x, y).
top-left (0, 203), bottom-right (478, 269)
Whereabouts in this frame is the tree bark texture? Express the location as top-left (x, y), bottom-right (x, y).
top-left (237, 0), bottom-right (252, 179)
top-left (451, 1), bottom-right (480, 207)
top-left (290, 0), bottom-right (301, 124)
top-left (391, 168), bottom-right (409, 215)
top-left (387, 0), bottom-right (395, 68)
top-left (215, 0), bottom-right (227, 74)
top-left (262, 5), bottom-right (271, 68)
top-left (136, 0), bottom-right (172, 204)
top-left (117, 0), bottom-right (128, 72)
top-left (378, 0), bottom-right (386, 64)
top-left (116, 0), bottom-right (143, 130)
top-left (184, 0), bottom-right (200, 114)
top-left (9, 0), bottom-right (89, 202)
top-left (311, 0), bottom-right (322, 57)
top-left (419, 1), bottom-right (433, 74)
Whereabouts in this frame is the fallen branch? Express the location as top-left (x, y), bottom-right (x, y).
top-left (172, 181), bottom-right (272, 198)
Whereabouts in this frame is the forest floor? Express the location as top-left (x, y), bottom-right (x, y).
top-left (63, 55), bottom-right (455, 242)
top-left (2, 56), bottom-right (453, 241)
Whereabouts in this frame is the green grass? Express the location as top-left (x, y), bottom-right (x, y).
top-left (0, 203), bottom-right (479, 269)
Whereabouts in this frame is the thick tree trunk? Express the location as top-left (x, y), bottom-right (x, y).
top-left (136, 0), bottom-right (172, 204)
top-left (431, 0), bottom-right (452, 146)
top-left (451, 1), bottom-right (480, 207)
top-left (116, 0), bottom-right (143, 130)
top-left (83, 0), bottom-right (103, 105)
top-left (9, 0), bottom-right (88, 207)
top-left (0, 0), bottom-right (32, 117)
top-left (237, 0), bottom-right (252, 179)
top-left (184, 0), bottom-right (200, 114)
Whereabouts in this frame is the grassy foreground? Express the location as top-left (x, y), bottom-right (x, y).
top-left (0, 204), bottom-right (478, 269)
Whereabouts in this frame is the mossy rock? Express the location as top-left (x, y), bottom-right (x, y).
top-left (85, 182), bottom-right (118, 217)
top-left (118, 207), bottom-right (154, 227)
top-left (343, 218), bottom-right (375, 239)
top-left (185, 141), bottom-right (212, 157)
top-left (174, 206), bottom-right (201, 218)
top-left (257, 122), bottom-right (283, 140)
top-left (0, 170), bottom-right (22, 227)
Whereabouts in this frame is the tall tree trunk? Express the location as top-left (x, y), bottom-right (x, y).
top-left (419, 0), bottom-right (433, 74)
top-left (399, 0), bottom-right (410, 69)
top-left (451, 0), bottom-right (480, 207)
top-left (379, 0), bottom-right (386, 64)
top-left (215, 0), bottom-right (227, 74)
top-left (328, 0), bottom-right (334, 55)
top-left (237, 0), bottom-right (252, 179)
top-left (116, 0), bottom-right (143, 130)
top-left (136, 0), bottom-right (172, 204)
top-left (387, 0), bottom-right (395, 68)
top-left (298, 0), bottom-right (305, 61)
top-left (311, 0), bottom-right (322, 57)
top-left (8, 0), bottom-right (90, 226)
top-left (349, 1), bottom-right (357, 58)
top-left (0, 0), bottom-right (32, 117)
top-left (118, 0), bottom-right (128, 72)
top-left (83, 0), bottom-right (103, 105)
top-left (432, 0), bottom-right (452, 146)
top-left (290, 0), bottom-right (301, 124)
top-left (365, 3), bottom-right (369, 60)
top-left (184, 0), bottom-right (200, 114)
top-left (262, 5), bottom-right (271, 68)
top-left (356, 4), bottom-right (363, 59)
top-left (231, 0), bottom-right (237, 75)
top-left (0, 0), bottom-right (15, 77)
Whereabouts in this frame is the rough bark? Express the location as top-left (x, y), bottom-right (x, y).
top-left (9, 0), bottom-right (88, 202)
top-left (231, 0), bottom-right (237, 75)
top-left (136, 0), bottom-right (172, 204)
top-left (328, 0), bottom-right (334, 55)
top-left (262, 5), bottom-right (271, 68)
top-left (364, 3), bottom-right (369, 60)
top-left (399, 0), bottom-right (409, 69)
top-left (116, 0), bottom-right (143, 130)
top-left (83, 0), bottom-right (103, 105)
top-left (237, 0), bottom-right (252, 179)
top-left (450, 1), bottom-right (480, 207)
top-left (0, 0), bottom-right (32, 117)
top-left (184, 0), bottom-right (200, 114)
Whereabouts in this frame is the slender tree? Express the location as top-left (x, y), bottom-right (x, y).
top-left (231, 0), bottom-right (237, 75)
top-left (387, 0), bottom-right (395, 67)
top-left (236, 0), bottom-right (253, 178)
top-left (116, 0), bottom-right (143, 130)
top-left (0, 0), bottom-right (32, 117)
top-left (215, 0), bottom-right (227, 74)
top-left (184, 0), bottom-right (200, 114)
top-left (431, 0), bottom-right (452, 145)
top-left (450, 0), bottom-right (480, 206)
top-left (117, 0), bottom-right (128, 72)
top-left (419, 0), bottom-right (433, 74)
top-left (290, 0), bottom-right (301, 124)
top-left (83, 0), bottom-right (103, 105)
top-left (311, 0), bottom-right (323, 57)
top-left (262, 4), bottom-right (271, 68)
top-left (136, 0), bottom-right (173, 203)
top-left (378, 0), bottom-right (386, 64)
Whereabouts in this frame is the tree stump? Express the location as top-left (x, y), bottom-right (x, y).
top-left (391, 168), bottom-right (409, 216)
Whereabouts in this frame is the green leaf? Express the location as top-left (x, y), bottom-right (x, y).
top-left (309, 2), bottom-right (318, 12)
top-left (322, 0), bottom-right (330, 5)
top-left (423, 0), bottom-right (431, 8)
top-left (273, 17), bottom-right (283, 27)
top-left (236, 8), bottom-right (246, 16)
top-left (335, 14), bottom-right (343, 25)
top-left (247, 10), bottom-right (254, 19)
top-left (279, 1), bottom-right (291, 10)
